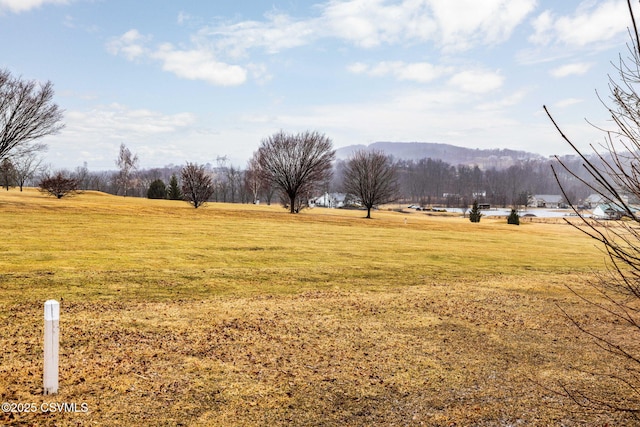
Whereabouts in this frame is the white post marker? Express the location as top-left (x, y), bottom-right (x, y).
top-left (43, 300), bottom-right (60, 395)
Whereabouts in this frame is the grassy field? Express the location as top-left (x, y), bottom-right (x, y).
top-left (0, 189), bottom-right (636, 425)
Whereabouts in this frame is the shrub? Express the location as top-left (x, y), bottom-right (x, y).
top-left (508, 208), bottom-right (520, 225)
top-left (38, 171), bottom-right (78, 199)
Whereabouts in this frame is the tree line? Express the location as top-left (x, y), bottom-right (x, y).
top-left (4, 143), bottom-right (595, 213)
top-left (1, 129), bottom-right (596, 213)
top-left (391, 155), bottom-right (592, 208)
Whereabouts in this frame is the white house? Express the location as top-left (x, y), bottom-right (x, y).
top-left (310, 192), bottom-right (346, 208)
top-left (592, 203), bottom-right (637, 220)
top-left (528, 194), bottom-right (564, 208)
top-left (584, 193), bottom-right (629, 208)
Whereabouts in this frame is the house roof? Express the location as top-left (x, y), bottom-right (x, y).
top-left (585, 194), bottom-right (606, 203)
top-left (594, 203), bottom-right (638, 213)
top-left (531, 194), bottom-right (563, 203)
top-left (312, 192), bottom-right (346, 202)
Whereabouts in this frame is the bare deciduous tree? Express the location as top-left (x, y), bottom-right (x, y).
top-left (73, 162), bottom-right (91, 191)
top-left (115, 143), bottom-right (139, 197)
top-left (181, 162), bottom-right (213, 209)
top-left (38, 171), bottom-right (78, 199)
top-left (245, 155), bottom-right (262, 204)
top-left (545, 0), bottom-right (640, 417)
top-left (226, 165), bottom-right (242, 203)
top-left (256, 130), bottom-right (335, 213)
top-left (0, 69), bottom-right (63, 161)
top-left (342, 149), bottom-right (398, 218)
top-left (13, 150), bottom-right (43, 191)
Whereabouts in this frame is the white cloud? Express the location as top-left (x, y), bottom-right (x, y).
top-left (347, 62), bottom-right (369, 75)
top-left (0, 0), bottom-right (68, 13)
top-left (529, 10), bottom-right (554, 45)
top-left (246, 63), bottom-right (272, 85)
top-left (106, 1), bottom-right (538, 88)
top-left (550, 62), bottom-right (592, 78)
top-left (177, 11), bottom-right (191, 25)
top-left (348, 60), bottom-right (452, 83)
top-left (321, 0), bottom-right (428, 48)
top-left (477, 89), bottom-right (530, 111)
top-left (349, 62), bottom-right (508, 93)
top-left (427, 0), bottom-right (537, 50)
top-left (448, 69), bottom-right (504, 93)
top-left (554, 98), bottom-right (583, 108)
top-left (201, 12), bottom-right (316, 58)
top-left (65, 103), bottom-right (196, 137)
top-left (530, 0), bottom-right (629, 47)
top-left (63, 14), bottom-right (99, 33)
top-left (107, 29), bottom-right (247, 86)
top-left (106, 29), bottom-right (151, 61)
top-left (152, 44), bottom-right (247, 86)
top-left (196, 0), bottom-right (536, 57)
top-left (320, 0), bottom-right (536, 50)
top-left (46, 104), bottom-right (200, 168)
top-left (394, 62), bottom-right (451, 82)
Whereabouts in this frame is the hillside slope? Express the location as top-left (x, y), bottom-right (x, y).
top-left (336, 142), bottom-right (546, 169)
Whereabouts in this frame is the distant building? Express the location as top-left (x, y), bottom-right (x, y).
top-left (584, 193), bottom-right (629, 208)
top-left (310, 192), bottom-right (346, 208)
top-left (584, 194), bottom-right (606, 208)
top-left (592, 203), bottom-right (636, 220)
top-left (528, 194), bottom-right (564, 209)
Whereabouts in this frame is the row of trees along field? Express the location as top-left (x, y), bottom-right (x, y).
top-left (2, 143), bottom-right (594, 211)
top-left (3, 149), bottom-right (594, 208)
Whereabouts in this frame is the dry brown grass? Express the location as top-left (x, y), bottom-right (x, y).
top-left (0, 189), bottom-right (637, 426)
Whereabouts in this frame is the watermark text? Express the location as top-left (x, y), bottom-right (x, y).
top-left (2, 402), bottom-right (88, 414)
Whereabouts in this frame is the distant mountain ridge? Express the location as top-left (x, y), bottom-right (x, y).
top-left (335, 142), bottom-right (547, 170)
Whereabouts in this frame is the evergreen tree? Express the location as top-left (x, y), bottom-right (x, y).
top-left (469, 200), bottom-right (482, 223)
top-left (507, 208), bottom-right (520, 225)
top-left (147, 179), bottom-right (167, 199)
top-left (0, 158), bottom-right (16, 190)
top-left (167, 174), bottom-right (182, 200)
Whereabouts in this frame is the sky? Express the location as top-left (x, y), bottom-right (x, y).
top-left (0, 0), bottom-right (636, 170)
